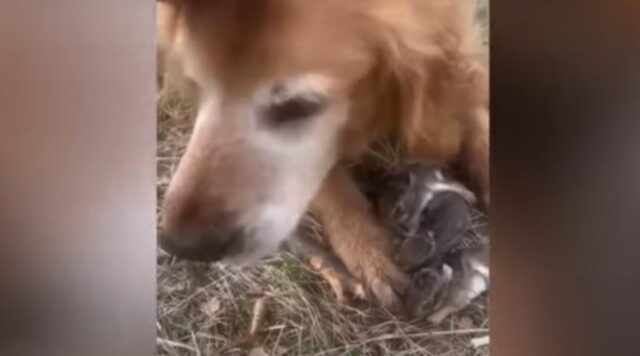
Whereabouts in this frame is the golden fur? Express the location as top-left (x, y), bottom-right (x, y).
top-left (157, 0), bottom-right (489, 308)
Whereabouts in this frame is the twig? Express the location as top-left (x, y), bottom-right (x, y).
top-left (191, 329), bottom-right (202, 356)
top-left (249, 296), bottom-right (270, 337)
top-left (313, 328), bottom-right (489, 355)
top-left (157, 337), bottom-right (199, 352)
top-left (365, 328), bottom-right (489, 342)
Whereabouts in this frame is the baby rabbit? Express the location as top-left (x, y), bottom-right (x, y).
top-left (405, 247), bottom-right (489, 323)
top-left (378, 163), bottom-right (476, 271)
top-left (377, 162), bottom-right (488, 322)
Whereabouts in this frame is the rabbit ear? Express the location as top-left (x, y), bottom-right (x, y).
top-left (407, 169), bottom-right (417, 187)
top-left (442, 264), bottom-right (453, 280)
top-left (427, 181), bottom-right (477, 204)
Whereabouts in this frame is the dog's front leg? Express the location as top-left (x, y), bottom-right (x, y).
top-left (460, 105), bottom-right (490, 209)
top-left (310, 165), bottom-right (409, 310)
top-left (283, 231), bottom-right (365, 304)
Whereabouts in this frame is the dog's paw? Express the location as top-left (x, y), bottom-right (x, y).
top-left (346, 238), bottom-right (410, 311)
top-left (306, 255), bottom-right (365, 304)
top-left (366, 263), bottom-right (409, 311)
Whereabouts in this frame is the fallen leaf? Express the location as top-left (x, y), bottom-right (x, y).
top-left (200, 296), bottom-right (221, 317)
top-left (162, 281), bottom-right (188, 294)
top-left (458, 316), bottom-right (475, 329)
top-left (273, 346), bottom-right (287, 355)
top-left (248, 347), bottom-right (269, 356)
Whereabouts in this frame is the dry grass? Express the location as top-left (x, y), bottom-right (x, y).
top-left (157, 2), bottom-right (489, 355)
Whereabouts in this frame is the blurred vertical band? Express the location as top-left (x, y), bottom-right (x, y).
top-left (0, 1), bottom-right (156, 355)
top-left (492, 1), bottom-right (640, 356)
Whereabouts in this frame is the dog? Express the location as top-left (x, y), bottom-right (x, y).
top-left (157, 0), bottom-right (489, 308)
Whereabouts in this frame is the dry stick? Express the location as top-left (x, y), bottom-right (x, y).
top-left (271, 325), bottom-right (286, 356)
top-left (312, 328), bottom-right (489, 356)
top-left (191, 329), bottom-right (202, 356)
top-left (249, 296), bottom-right (269, 338)
top-left (157, 338), bottom-right (199, 353)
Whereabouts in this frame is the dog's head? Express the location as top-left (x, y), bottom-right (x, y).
top-left (157, 0), bottom-right (475, 265)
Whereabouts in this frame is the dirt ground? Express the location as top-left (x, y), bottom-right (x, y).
top-left (157, 2), bottom-right (489, 355)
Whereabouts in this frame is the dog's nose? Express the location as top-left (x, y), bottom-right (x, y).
top-left (159, 230), bottom-right (233, 262)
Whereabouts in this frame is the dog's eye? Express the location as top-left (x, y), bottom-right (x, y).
top-left (263, 95), bottom-right (328, 125)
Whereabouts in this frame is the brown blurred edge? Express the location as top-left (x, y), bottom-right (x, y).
top-left (492, 1), bottom-right (640, 356)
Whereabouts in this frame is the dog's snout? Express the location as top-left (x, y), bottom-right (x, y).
top-left (159, 188), bottom-right (243, 262)
top-left (159, 229), bottom-right (233, 262)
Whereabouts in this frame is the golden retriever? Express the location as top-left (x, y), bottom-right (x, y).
top-left (157, 0), bottom-right (488, 308)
